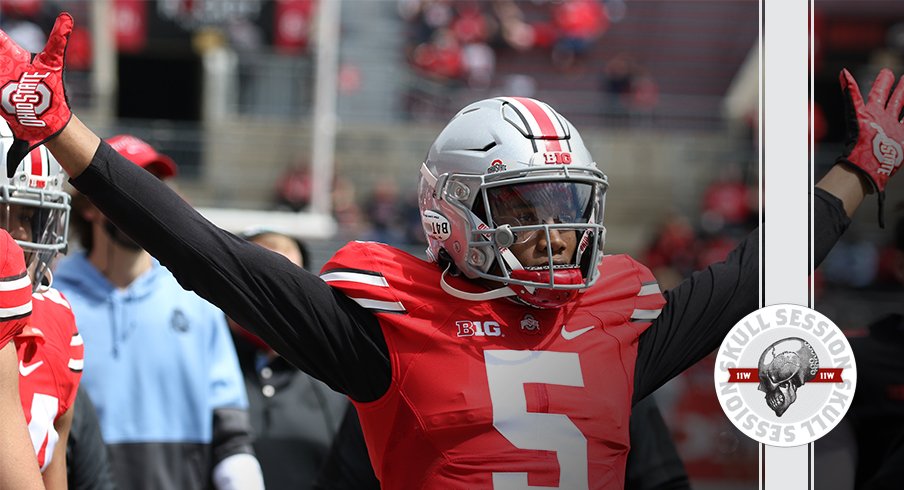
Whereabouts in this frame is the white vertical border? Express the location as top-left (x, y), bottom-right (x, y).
top-left (809, 0), bottom-right (817, 486)
top-left (810, 0), bottom-right (816, 312)
top-left (760, 0), bottom-right (813, 488)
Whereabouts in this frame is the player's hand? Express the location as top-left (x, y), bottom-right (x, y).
top-left (0, 12), bottom-right (73, 177)
top-left (837, 68), bottom-right (904, 227)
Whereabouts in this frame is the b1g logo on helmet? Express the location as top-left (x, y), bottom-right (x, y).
top-left (713, 304), bottom-right (856, 447)
top-left (543, 152), bottom-right (572, 164)
top-left (1, 72), bottom-right (53, 128)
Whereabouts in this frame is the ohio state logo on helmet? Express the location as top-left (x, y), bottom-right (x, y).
top-left (1, 72), bottom-right (53, 128)
top-left (714, 304), bottom-right (856, 447)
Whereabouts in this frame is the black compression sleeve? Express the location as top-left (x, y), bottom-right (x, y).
top-left (625, 397), bottom-right (691, 490)
top-left (69, 142), bottom-right (391, 402)
top-left (313, 406), bottom-right (381, 490)
top-left (210, 408), bottom-right (256, 466)
top-left (632, 188), bottom-right (851, 402)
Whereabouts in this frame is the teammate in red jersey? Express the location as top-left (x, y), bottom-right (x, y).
top-left (1, 124), bottom-right (81, 489)
top-left (0, 13), bottom-right (897, 488)
top-left (0, 227), bottom-right (41, 490)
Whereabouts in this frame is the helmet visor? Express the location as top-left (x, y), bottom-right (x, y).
top-left (486, 181), bottom-right (596, 245)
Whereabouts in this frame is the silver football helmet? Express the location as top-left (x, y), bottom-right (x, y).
top-left (418, 97), bottom-right (608, 308)
top-left (0, 122), bottom-right (70, 290)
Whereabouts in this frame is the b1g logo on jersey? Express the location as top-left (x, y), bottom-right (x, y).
top-left (456, 320), bottom-right (502, 337)
top-left (1, 73), bottom-right (53, 128)
top-left (713, 304), bottom-right (856, 447)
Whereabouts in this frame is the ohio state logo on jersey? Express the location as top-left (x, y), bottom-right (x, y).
top-left (1, 72), bottom-right (53, 128)
top-left (520, 314), bottom-right (541, 335)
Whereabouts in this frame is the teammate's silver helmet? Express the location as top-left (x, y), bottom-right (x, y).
top-left (0, 122), bottom-right (70, 290)
top-left (418, 97), bottom-right (608, 308)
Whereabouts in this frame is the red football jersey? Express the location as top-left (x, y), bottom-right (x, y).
top-left (16, 288), bottom-right (83, 471)
top-left (321, 242), bottom-right (665, 489)
top-left (0, 229), bottom-right (33, 347)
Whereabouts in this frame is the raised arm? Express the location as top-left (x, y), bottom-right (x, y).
top-left (819, 68), bottom-right (904, 225)
top-left (43, 115), bottom-right (97, 178)
top-left (633, 67), bottom-right (904, 399)
top-left (0, 13), bottom-right (391, 401)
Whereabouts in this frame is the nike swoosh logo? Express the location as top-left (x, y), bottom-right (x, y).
top-left (561, 325), bottom-right (595, 340)
top-left (18, 360), bottom-right (43, 377)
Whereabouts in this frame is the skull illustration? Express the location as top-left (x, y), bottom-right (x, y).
top-left (757, 337), bottom-right (819, 417)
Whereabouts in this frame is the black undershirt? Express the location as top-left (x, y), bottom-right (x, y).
top-left (71, 141), bottom-right (850, 403)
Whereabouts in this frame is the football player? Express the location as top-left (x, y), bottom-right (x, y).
top-left (0, 13), bottom-right (897, 488)
top-left (0, 228), bottom-right (41, 490)
top-left (1, 121), bottom-right (83, 490)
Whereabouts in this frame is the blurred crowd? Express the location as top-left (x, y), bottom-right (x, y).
top-left (641, 167), bottom-right (756, 291)
top-left (399, 0), bottom-right (662, 122)
top-left (400, 0), bottom-right (611, 87)
top-left (273, 165), bottom-right (425, 247)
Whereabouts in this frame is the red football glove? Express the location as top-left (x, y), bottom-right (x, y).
top-left (837, 68), bottom-right (904, 227)
top-left (0, 12), bottom-right (73, 177)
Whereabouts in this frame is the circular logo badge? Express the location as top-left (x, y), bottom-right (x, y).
top-left (713, 304), bottom-right (857, 447)
top-left (422, 210), bottom-right (452, 240)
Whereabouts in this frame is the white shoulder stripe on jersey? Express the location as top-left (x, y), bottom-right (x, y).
top-left (348, 297), bottom-right (406, 313)
top-left (638, 283), bottom-right (661, 296)
top-left (498, 97), bottom-right (567, 138)
top-left (631, 308), bottom-right (662, 321)
top-left (37, 288), bottom-right (71, 308)
top-left (0, 274), bottom-right (31, 291)
top-left (321, 271), bottom-right (389, 288)
top-left (71, 333), bottom-right (83, 347)
top-left (0, 302), bottom-right (31, 318)
top-left (68, 358), bottom-right (84, 371)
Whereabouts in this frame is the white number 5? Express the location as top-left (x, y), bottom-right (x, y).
top-left (484, 350), bottom-right (588, 490)
top-left (27, 393), bottom-right (60, 471)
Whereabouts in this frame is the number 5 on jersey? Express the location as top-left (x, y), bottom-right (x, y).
top-left (485, 350), bottom-right (588, 489)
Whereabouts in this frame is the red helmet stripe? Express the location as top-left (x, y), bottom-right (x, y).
top-left (508, 97), bottom-right (564, 152)
top-left (29, 149), bottom-right (39, 175)
top-left (28, 148), bottom-right (47, 188)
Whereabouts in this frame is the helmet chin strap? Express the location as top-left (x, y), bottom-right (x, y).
top-left (34, 267), bottom-right (52, 293)
top-left (439, 263), bottom-right (519, 302)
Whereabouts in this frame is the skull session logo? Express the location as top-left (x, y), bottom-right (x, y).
top-left (713, 304), bottom-right (857, 447)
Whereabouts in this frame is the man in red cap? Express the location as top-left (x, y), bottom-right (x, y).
top-left (106, 134), bottom-right (178, 179)
top-left (55, 135), bottom-right (263, 490)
